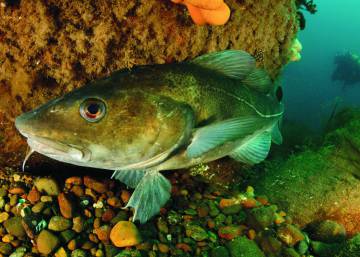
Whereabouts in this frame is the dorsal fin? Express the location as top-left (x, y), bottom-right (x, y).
top-left (242, 69), bottom-right (273, 94)
top-left (190, 50), bottom-right (273, 93)
top-left (190, 50), bottom-right (256, 80)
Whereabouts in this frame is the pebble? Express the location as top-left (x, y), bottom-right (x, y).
top-left (48, 216), bottom-right (72, 231)
top-left (34, 177), bottom-right (60, 196)
top-left (9, 195), bottom-right (18, 206)
top-left (0, 212), bottom-right (9, 223)
top-left (185, 223), bottom-right (209, 241)
top-left (58, 230), bottom-right (74, 244)
top-left (58, 193), bottom-right (74, 219)
top-left (37, 229), bottom-right (60, 255)
top-left (8, 246), bottom-right (26, 257)
top-left (101, 209), bottom-right (115, 222)
top-left (310, 241), bottom-right (341, 257)
top-left (156, 217), bottom-right (169, 234)
top-left (2, 234), bottom-right (13, 243)
top-left (218, 225), bottom-right (243, 240)
top-left (31, 202), bottom-right (45, 213)
top-left (8, 187), bottom-right (25, 195)
top-left (94, 225), bottom-right (111, 242)
top-left (65, 177), bottom-right (82, 185)
top-left (107, 197), bottom-right (121, 208)
top-left (84, 176), bottom-right (107, 194)
top-left (120, 190), bottom-right (130, 204)
top-left (158, 243), bottom-right (170, 253)
top-left (3, 217), bottom-right (26, 238)
top-left (72, 216), bottom-right (84, 233)
top-left (176, 243), bottom-right (192, 252)
top-left (0, 188), bottom-right (7, 197)
top-left (40, 195), bottom-right (53, 202)
top-left (247, 206), bottom-right (276, 230)
top-left (110, 221), bottom-right (141, 247)
top-left (71, 186), bottom-right (84, 197)
top-left (211, 246), bottom-right (230, 257)
top-left (27, 187), bottom-right (41, 204)
top-left (307, 220), bottom-right (346, 243)
top-left (226, 236), bottom-right (265, 257)
top-left (282, 247), bottom-right (301, 257)
top-left (0, 242), bottom-right (13, 255)
top-left (277, 224), bottom-right (305, 246)
top-left (71, 249), bottom-right (87, 257)
top-left (55, 247), bottom-right (69, 257)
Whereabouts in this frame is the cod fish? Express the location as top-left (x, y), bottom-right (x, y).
top-left (15, 50), bottom-right (284, 223)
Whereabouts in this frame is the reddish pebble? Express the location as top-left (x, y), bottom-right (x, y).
top-left (120, 190), bottom-right (131, 204)
top-left (94, 225), bottom-right (111, 242)
top-left (176, 243), bottom-right (192, 252)
top-left (160, 208), bottom-right (167, 215)
top-left (102, 209), bottom-right (115, 222)
top-left (27, 187), bottom-right (40, 204)
top-left (197, 206), bottom-right (209, 217)
top-left (94, 218), bottom-right (101, 229)
top-left (71, 185), bottom-right (84, 197)
top-left (248, 229), bottom-right (256, 240)
top-left (183, 215), bottom-right (193, 222)
top-left (65, 176), bottom-right (82, 185)
top-left (9, 187), bottom-right (25, 195)
top-left (218, 225), bottom-right (242, 240)
top-left (84, 176), bottom-right (107, 194)
top-left (107, 197), bottom-right (121, 208)
top-left (84, 209), bottom-right (92, 218)
top-left (58, 193), bottom-right (73, 219)
top-left (241, 198), bottom-right (258, 208)
top-left (256, 196), bottom-right (269, 205)
top-left (207, 219), bottom-right (215, 229)
top-left (219, 198), bottom-right (237, 209)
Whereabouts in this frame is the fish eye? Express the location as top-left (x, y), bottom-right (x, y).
top-left (80, 98), bottom-right (106, 122)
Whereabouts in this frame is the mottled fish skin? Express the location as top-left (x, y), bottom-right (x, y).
top-left (15, 50), bottom-right (284, 223)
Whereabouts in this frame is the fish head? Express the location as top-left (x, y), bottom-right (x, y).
top-left (15, 81), bottom-right (193, 170)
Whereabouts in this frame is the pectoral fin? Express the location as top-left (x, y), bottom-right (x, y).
top-left (271, 122), bottom-right (283, 145)
top-left (111, 170), bottom-right (147, 188)
top-left (125, 170), bottom-right (171, 223)
top-left (229, 131), bottom-right (272, 165)
top-left (186, 116), bottom-right (267, 158)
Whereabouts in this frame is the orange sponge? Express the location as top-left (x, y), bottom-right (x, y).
top-left (172, 0), bottom-right (230, 26)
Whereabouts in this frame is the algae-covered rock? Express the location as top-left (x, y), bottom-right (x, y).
top-left (0, 0), bottom-right (299, 167)
top-left (250, 108), bottom-right (360, 236)
top-left (226, 236), bottom-right (265, 257)
top-left (335, 234), bottom-right (360, 257)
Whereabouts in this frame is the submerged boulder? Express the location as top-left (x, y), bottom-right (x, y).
top-left (250, 108), bottom-right (360, 236)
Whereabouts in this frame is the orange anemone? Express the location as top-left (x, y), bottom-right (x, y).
top-left (172, 0), bottom-right (230, 26)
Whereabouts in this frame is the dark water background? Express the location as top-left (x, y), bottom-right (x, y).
top-left (283, 0), bottom-right (360, 131)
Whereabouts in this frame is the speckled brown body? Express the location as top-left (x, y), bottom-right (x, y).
top-left (15, 61), bottom-right (282, 171)
top-left (0, 0), bottom-right (299, 167)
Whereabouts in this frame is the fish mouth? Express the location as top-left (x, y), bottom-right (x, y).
top-left (25, 135), bottom-right (91, 163)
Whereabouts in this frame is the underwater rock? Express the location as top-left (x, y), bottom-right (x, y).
top-left (335, 233), bottom-right (360, 257)
top-left (36, 229), bottom-right (60, 255)
top-left (0, 0), bottom-right (299, 167)
top-left (250, 109), bottom-right (360, 236)
top-left (277, 224), bottom-right (305, 246)
top-left (48, 215), bottom-right (73, 232)
top-left (58, 192), bottom-right (74, 219)
top-left (211, 245), bottom-right (230, 257)
top-left (110, 221), bottom-right (142, 247)
top-left (226, 236), bottom-right (266, 257)
top-left (3, 216), bottom-right (26, 238)
top-left (307, 220), bottom-right (347, 243)
top-left (34, 177), bottom-right (60, 196)
top-left (0, 242), bottom-right (13, 255)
